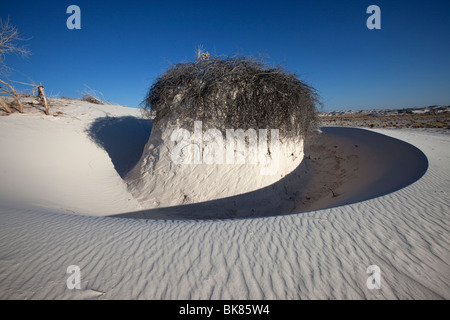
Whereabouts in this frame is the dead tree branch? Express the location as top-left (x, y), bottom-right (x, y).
top-left (0, 96), bottom-right (11, 113)
top-left (0, 78), bottom-right (23, 112)
top-left (36, 85), bottom-right (49, 115)
top-left (0, 18), bottom-right (31, 75)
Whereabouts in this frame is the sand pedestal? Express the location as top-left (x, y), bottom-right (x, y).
top-left (126, 119), bottom-right (304, 209)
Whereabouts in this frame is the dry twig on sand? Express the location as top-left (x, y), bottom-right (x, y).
top-left (0, 78), bottom-right (24, 113)
top-left (0, 96), bottom-right (11, 113)
top-left (33, 84), bottom-right (49, 115)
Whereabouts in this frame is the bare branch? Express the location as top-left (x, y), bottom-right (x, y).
top-left (0, 97), bottom-right (12, 113)
top-left (0, 78), bottom-right (23, 112)
top-left (0, 18), bottom-right (31, 75)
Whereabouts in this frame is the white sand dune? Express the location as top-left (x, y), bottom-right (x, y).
top-left (0, 100), bottom-right (148, 216)
top-left (0, 101), bottom-right (449, 299)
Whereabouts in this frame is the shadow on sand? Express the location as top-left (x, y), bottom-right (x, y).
top-left (86, 116), bottom-right (153, 178)
top-left (93, 124), bottom-right (428, 220)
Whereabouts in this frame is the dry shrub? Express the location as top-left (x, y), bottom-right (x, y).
top-left (80, 93), bottom-right (104, 105)
top-left (142, 54), bottom-right (320, 139)
top-left (79, 85), bottom-right (110, 105)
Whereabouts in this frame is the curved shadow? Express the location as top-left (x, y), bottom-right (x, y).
top-left (110, 127), bottom-right (428, 220)
top-left (86, 116), bottom-right (153, 178)
top-left (313, 127), bottom-right (429, 210)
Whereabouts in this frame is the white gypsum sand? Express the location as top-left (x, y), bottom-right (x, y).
top-left (0, 99), bottom-right (147, 215)
top-left (125, 118), bottom-right (304, 209)
top-left (116, 126), bottom-right (428, 220)
top-left (0, 100), bottom-right (449, 299)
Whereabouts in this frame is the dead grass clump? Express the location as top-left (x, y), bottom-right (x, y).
top-left (80, 94), bottom-right (104, 105)
top-left (79, 85), bottom-right (110, 105)
top-left (142, 54), bottom-right (320, 139)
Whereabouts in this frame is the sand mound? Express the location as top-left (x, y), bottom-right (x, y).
top-left (125, 119), bottom-right (304, 209)
top-left (129, 54), bottom-right (319, 210)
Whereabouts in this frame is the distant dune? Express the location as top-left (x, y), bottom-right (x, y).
top-left (319, 105), bottom-right (450, 130)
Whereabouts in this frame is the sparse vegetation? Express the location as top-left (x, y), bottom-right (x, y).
top-left (79, 85), bottom-right (110, 105)
top-left (319, 109), bottom-right (450, 130)
top-left (142, 53), bottom-right (320, 139)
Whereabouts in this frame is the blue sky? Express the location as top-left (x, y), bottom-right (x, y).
top-left (1, 0), bottom-right (449, 111)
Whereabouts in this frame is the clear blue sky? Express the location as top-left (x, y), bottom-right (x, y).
top-left (1, 0), bottom-right (449, 111)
